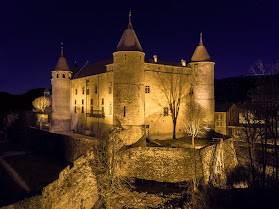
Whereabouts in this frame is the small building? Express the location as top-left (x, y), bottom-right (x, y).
top-left (215, 103), bottom-right (239, 136)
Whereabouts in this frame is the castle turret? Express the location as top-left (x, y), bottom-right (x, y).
top-left (188, 33), bottom-right (215, 129)
top-left (113, 12), bottom-right (145, 145)
top-left (51, 44), bottom-right (72, 131)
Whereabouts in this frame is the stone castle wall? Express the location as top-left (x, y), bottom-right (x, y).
top-left (115, 138), bottom-right (238, 185)
top-left (71, 72), bottom-right (114, 138)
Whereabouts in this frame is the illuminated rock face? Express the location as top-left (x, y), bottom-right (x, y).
top-left (51, 70), bottom-right (72, 131)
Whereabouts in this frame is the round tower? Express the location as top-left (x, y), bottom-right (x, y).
top-left (51, 44), bottom-right (72, 131)
top-left (188, 33), bottom-right (215, 129)
top-left (113, 12), bottom-right (145, 145)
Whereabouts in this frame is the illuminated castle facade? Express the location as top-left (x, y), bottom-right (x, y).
top-left (50, 15), bottom-right (215, 144)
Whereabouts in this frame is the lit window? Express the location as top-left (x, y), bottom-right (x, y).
top-left (82, 99), bottom-right (84, 105)
top-left (164, 107), bottom-right (168, 116)
top-left (90, 99), bottom-right (93, 105)
top-left (82, 106), bottom-right (84, 113)
top-left (109, 82), bottom-right (112, 94)
top-left (102, 98), bottom-right (104, 105)
top-left (95, 85), bottom-right (97, 93)
top-left (145, 86), bottom-right (150, 93)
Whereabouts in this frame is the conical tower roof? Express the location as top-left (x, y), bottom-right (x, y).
top-left (55, 44), bottom-right (71, 71)
top-left (191, 32), bottom-right (211, 62)
top-left (116, 11), bottom-right (143, 52)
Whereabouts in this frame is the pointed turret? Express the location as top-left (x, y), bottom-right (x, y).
top-left (116, 11), bottom-right (143, 52)
top-left (51, 43), bottom-right (72, 132)
top-left (191, 32), bottom-right (211, 62)
top-left (55, 43), bottom-right (71, 71)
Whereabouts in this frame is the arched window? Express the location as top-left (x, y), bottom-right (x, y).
top-left (56, 73), bottom-right (59, 78)
top-left (62, 74), bottom-right (65, 78)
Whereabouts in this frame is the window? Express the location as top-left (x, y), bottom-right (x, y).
top-left (74, 100), bottom-right (76, 105)
top-left (217, 114), bottom-right (222, 120)
top-left (90, 106), bottom-right (93, 114)
top-left (90, 99), bottom-right (93, 105)
top-left (82, 99), bottom-right (84, 105)
top-left (109, 82), bottom-right (112, 94)
top-left (86, 89), bottom-right (89, 95)
top-left (82, 106), bottom-right (84, 113)
top-left (56, 74), bottom-right (59, 78)
top-left (102, 106), bottom-right (104, 113)
top-left (82, 87), bottom-right (85, 94)
top-left (164, 107), bottom-right (168, 116)
top-left (146, 125), bottom-right (149, 129)
top-left (109, 102), bottom-right (112, 115)
top-left (145, 86), bottom-right (150, 93)
top-left (95, 85), bottom-right (97, 93)
top-left (123, 106), bottom-right (126, 117)
top-left (216, 121), bottom-right (222, 127)
top-left (138, 86), bottom-right (140, 97)
top-left (74, 106), bottom-right (77, 113)
top-left (102, 98), bottom-right (104, 105)
top-left (75, 89), bottom-right (78, 95)
top-left (62, 74), bottom-right (65, 78)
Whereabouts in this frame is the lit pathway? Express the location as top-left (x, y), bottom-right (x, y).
top-left (0, 151), bottom-right (31, 193)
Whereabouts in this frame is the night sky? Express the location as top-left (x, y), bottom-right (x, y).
top-left (1, 0), bottom-right (279, 94)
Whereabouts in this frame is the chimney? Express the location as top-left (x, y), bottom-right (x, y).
top-left (153, 55), bottom-right (157, 63)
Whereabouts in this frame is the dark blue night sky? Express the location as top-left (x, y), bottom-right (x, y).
top-left (1, 0), bottom-right (279, 94)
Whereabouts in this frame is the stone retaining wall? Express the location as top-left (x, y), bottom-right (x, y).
top-left (116, 138), bottom-right (238, 185)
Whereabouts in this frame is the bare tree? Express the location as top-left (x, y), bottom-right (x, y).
top-left (184, 90), bottom-right (208, 191)
top-left (92, 128), bottom-right (138, 209)
top-left (238, 102), bottom-right (264, 188)
top-left (156, 70), bottom-right (188, 139)
top-left (250, 60), bottom-right (279, 189)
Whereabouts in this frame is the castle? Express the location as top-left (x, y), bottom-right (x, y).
top-left (50, 13), bottom-right (215, 144)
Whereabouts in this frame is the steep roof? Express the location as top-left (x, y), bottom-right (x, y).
top-left (73, 58), bottom-right (113, 79)
top-left (191, 32), bottom-right (211, 62)
top-left (215, 102), bottom-right (235, 112)
top-left (116, 12), bottom-right (143, 52)
top-left (54, 47), bottom-right (71, 71)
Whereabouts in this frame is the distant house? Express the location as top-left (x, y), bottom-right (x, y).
top-left (215, 103), bottom-right (239, 136)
